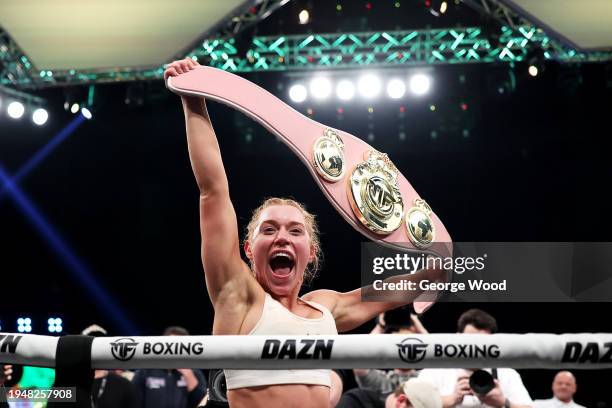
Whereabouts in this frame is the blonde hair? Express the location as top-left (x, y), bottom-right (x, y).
top-left (245, 197), bottom-right (321, 284)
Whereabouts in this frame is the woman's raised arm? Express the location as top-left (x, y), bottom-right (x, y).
top-left (165, 59), bottom-right (255, 310)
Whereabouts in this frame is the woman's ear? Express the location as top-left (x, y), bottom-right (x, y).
top-left (244, 240), bottom-right (253, 260)
top-left (309, 243), bottom-right (316, 263)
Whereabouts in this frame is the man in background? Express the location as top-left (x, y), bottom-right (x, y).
top-left (132, 326), bottom-right (207, 408)
top-left (82, 324), bottom-right (141, 408)
top-left (384, 379), bottom-right (442, 408)
top-left (533, 371), bottom-right (585, 408)
top-left (418, 309), bottom-right (532, 408)
top-left (337, 308), bottom-right (427, 408)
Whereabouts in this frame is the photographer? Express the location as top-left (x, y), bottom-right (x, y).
top-left (337, 307), bottom-right (427, 408)
top-left (418, 309), bottom-right (532, 408)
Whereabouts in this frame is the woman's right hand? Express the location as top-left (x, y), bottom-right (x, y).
top-left (164, 58), bottom-right (200, 81)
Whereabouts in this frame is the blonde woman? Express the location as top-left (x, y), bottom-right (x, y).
top-left (164, 59), bottom-right (442, 408)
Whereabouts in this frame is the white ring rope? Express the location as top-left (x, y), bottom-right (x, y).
top-left (1, 333), bottom-right (611, 369)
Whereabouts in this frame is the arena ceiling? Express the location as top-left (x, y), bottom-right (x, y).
top-left (0, 0), bottom-right (249, 71)
top-left (502, 0), bottom-right (612, 51)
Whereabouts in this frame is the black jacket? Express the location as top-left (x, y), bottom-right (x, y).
top-left (132, 369), bottom-right (206, 408)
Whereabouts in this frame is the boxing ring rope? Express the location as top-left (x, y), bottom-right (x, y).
top-left (2, 333), bottom-right (611, 370)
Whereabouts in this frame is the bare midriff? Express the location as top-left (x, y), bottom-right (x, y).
top-left (228, 383), bottom-right (330, 408)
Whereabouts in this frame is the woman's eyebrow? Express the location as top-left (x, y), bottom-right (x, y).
top-left (260, 220), bottom-right (305, 227)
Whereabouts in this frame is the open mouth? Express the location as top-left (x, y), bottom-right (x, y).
top-left (269, 252), bottom-right (295, 277)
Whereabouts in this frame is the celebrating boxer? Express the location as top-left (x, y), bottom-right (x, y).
top-left (164, 58), bottom-right (443, 408)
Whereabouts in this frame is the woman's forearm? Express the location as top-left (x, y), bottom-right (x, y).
top-left (182, 96), bottom-right (230, 196)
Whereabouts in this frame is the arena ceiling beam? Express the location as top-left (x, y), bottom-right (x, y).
top-left (1, 26), bottom-right (611, 90)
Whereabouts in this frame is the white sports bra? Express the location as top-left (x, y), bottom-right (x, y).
top-left (224, 292), bottom-right (338, 390)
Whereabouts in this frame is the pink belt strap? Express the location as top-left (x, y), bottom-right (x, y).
top-left (167, 67), bottom-right (452, 312)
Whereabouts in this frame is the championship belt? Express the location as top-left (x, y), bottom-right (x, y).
top-left (167, 66), bottom-right (452, 312)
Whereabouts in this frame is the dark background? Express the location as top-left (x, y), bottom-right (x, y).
top-left (1, 0), bottom-right (611, 404)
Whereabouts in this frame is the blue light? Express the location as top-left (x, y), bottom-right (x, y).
top-left (48, 326), bottom-right (56, 333)
top-left (48, 318), bottom-right (54, 325)
top-left (0, 164), bottom-right (139, 335)
top-left (18, 325), bottom-right (25, 333)
top-left (25, 326), bottom-right (32, 333)
top-left (24, 318), bottom-right (31, 325)
top-left (55, 318), bottom-right (62, 325)
top-left (55, 326), bottom-right (63, 333)
top-left (17, 318), bottom-right (24, 325)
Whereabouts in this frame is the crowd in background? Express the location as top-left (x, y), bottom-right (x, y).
top-left (0, 309), bottom-right (592, 408)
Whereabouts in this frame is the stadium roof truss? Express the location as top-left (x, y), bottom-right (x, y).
top-left (0, 0), bottom-right (610, 90)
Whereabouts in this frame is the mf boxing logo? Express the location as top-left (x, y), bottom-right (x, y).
top-left (397, 338), bottom-right (428, 363)
top-left (562, 342), bottom-right (612, 364)
top-left (433, 344), bottom-right (500, 359)
top-left (111, 338), bottom-right (139, 361)
top-left (143, 341), bottom-right (203, 356)
top-left (0, 334), bottom-right (22, 354)
top-left (261, 339), bottom-right (334, 360)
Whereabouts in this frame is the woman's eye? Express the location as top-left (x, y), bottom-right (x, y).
top-left (291, 229), bottom-right (303, 234)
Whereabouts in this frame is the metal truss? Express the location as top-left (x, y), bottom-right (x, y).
top-left (0, 27), bottom-right (40, 88)
top-left (460, 0), bottom-right (528, 28)
top-left (2, 26), bottom-right (611, 89)
top-left (177, 26), bottom-right (612, 71)
top-left (218, 0), bottom-right (290, 37)
top-left (459, 0), bottom-right (612, 62)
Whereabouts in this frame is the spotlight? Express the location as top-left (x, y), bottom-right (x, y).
top-left (298, 9), bottom-right (310, 24)
top-left (32, 108), bottom-right (49, 126)
top-left (70, 103), bottom-right (80, 114)
top-left (427, 0), bottom-right (448, 16)
top-left (81, 107), bottom-right (93, 119)
top-left (409, 74), bottom-right (431, 95)
top-left (386, 78), bottom-right (406, 99)
top-left (309, 77), bottom-right (332, 100)
top-left (288, 84), bottom-right (308, 103)
top-left (7, 101), bottom-right (25, 119)
top-left (358, 74), bottom-right (382, 98)
top-left (526, 48), bottom-right (545, 78)
top-left (17, 317), bottom-right (32, 333)
top-left (336, 80), bottom-right (356, 101)
top-left (48, 317), bottom-right (63, 334)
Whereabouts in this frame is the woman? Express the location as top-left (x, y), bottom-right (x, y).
top-left (164, 59), bottom-right (442, 408)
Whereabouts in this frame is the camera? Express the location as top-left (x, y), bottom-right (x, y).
top-left (207, 369), bottom-right (229, 406)
top-left (469, 369), bottom-right (496, 396)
